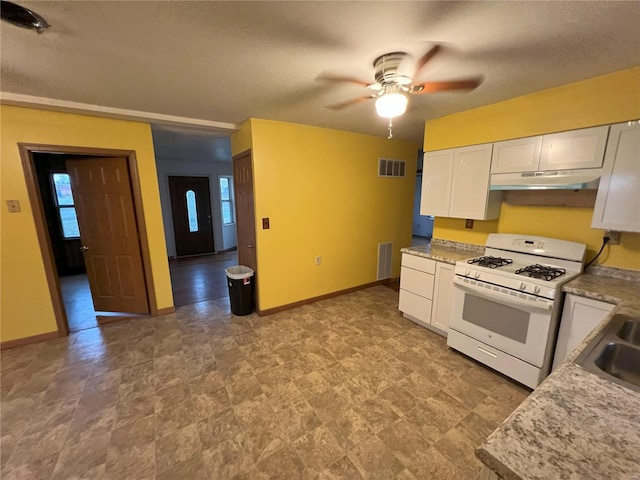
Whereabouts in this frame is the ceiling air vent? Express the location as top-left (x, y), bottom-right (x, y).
top-left (378, 158), bottom-right (406, 178)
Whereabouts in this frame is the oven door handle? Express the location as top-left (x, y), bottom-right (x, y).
top-left (454, 279), bottom-right (553, 311)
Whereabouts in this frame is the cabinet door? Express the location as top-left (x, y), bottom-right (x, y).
top-left (449, 144), bottom-right (494, 219)
top-left (421, 149), bottom-right (454, 217)
top-left (552, 294), bottom-right (614, 370)
top-left (491, 136), bottom-right (543, 173)
top-left (539, 125), bottom-right (609, 171)
top-left (591, 121), bottom-right (640, 232)
top-left (431, 262), bottom-right (454, 334)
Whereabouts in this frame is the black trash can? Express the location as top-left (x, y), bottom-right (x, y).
top-left (225, 266), bottom-right (254, 316)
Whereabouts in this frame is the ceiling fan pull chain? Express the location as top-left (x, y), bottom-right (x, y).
top-left (387, 118), bottom-right (393, 139)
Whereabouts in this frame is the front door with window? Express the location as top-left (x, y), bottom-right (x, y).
top-left (168, 176), bottom-right (215, 257)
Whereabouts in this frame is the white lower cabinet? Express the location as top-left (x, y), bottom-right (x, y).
top-left (431, 262), bottom-right (454, 333)
top-left (478, 466), bottom-right (502, 480)
top-left (398, 253), bottom-right (454, 336)
top-left (552, 294), bottom-right (615, 370)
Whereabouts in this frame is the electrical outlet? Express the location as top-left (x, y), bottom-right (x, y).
top-left (6, 200), bottom-right (20, 213)
top-left (605, 230), bottom-right (621, 245)
top-left (262, 217), bottom-right (270, 229)
top-left (465, 219), bottom-right (474, 229)
top-left (315, 256), bottom-right (321, 265)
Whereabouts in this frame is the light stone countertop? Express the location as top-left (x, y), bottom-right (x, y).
top-left (400, 238), bottom-right (483, 265)
top-left (476, 271), bottom-right (640, 480)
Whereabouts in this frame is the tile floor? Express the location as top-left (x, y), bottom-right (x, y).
top-left (59, 251), bottom-right (239, 332)
top-left (0, 286), bottom-right (529, 480)
top-left (60, 275), bottom-right (99, 332)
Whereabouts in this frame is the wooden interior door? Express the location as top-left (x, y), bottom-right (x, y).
top-left (232, 151), bottom-right (257, 274)
top-left (66, 157), bottom-right (149, 313)
top-left (168, 176), bottom-right (215, 257)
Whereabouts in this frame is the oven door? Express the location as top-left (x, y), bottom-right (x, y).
top-left (450, 277), bottom-right (554, 367)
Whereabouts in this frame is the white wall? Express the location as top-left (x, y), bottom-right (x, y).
top-left (155, 157), bottom-right (236, 257)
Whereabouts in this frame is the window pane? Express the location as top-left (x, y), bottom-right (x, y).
top-left (53, 173), bottom-right (74, 206)
top-left (222, 201), bottom-right (232, 224)
top-left (186, 190), bottom-right (198, 232)
top-left (220, 177), bottom-right (230, 201)
top-left (59, 207), bottom-right (80, 238)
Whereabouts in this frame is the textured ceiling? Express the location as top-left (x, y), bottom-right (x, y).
top-left (1, 1), bottom-right (639, 144)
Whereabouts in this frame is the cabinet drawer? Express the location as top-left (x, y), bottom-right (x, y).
top-left (447, 330), bottom-right (542, 389)
top-left (401, 254), bottom-right (435, 274)
top-left (399, 289), bottom-right (433, 325)
top-left (400, 266), bottom-right (434, 299)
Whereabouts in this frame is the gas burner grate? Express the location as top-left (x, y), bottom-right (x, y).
top-left (467, 256), bottom-right (513, 269)
top-left (515, 264), bottom-right (566, 281)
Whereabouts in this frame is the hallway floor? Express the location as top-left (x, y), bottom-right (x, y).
top-left (60, 252), bottom-right (238, 332)
top-left (1, 286), bottom-right (529, 479)
top-left (169, 252), bottom-right (238, 307)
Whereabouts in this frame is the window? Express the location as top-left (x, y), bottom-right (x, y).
top-left (186, 189), bottom-right (199, 232)
top-left (51, 173), bottom-right (80, 239)
top-left (219, 176), bottom-right (235, 225)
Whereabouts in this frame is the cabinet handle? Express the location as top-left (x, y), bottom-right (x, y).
top-left (477, 346), bottom-right (498, 358)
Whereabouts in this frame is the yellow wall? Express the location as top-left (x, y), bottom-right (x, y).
top-left (230, 119), bottom-right (253, 154)
top-left (231, 119), bottom-right (419, 310)
top-left (425, 67), bottom-right (640, 270)
top-left (1, 105), bottom-right (173, 342)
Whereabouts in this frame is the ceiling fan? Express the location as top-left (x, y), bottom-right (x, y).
top-left (320, 45), bottom-right (481, 137)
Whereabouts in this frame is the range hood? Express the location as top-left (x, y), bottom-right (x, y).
top-left (490, 169), bottom-right (602, 191)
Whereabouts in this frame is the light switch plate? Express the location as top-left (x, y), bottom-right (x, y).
top-left (6, 200), bottom-right (21, 213)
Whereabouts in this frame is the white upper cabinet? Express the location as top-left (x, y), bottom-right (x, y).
top-left (490, 125), bottom-right (609, 174)
top-left (591, 121), bottom-right (640, 232)
top-left (491, 136), bottom-right (543, 174)
top-left (450, 144), bottom-right (497, 218)
top-left (422, 144), bottom-right (501, 220)
top-left (539, 126), bottom-right (609, 171)
top-left (421, 149), bottom-right (454, 217)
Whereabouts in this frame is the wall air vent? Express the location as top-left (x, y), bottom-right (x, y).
top-left (378, 158), bottom-right (406, 177)
top-left (377, 242), bottom-right (392, 280)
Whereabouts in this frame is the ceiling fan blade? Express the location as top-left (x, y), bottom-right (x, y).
top-left (413, 45), bottom-right (441, 79)
top-left (411, 79), bottom-right (481, 94)
top-left (317, 75), bottom-right (372, 88)
top-left (326, 95), bottom-right (376, 111)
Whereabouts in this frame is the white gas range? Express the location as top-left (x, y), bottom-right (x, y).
top-left (447, 233), bottom-right (586, 389)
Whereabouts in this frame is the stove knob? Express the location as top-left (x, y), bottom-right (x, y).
top-left (474, 272), bottom-right (481, 279)
top-left (534, 286), bottom-right (541, 294)
top-left (465, 269), bottom-right (471, 276)
top-left (519, 282), bottom-right (526, 290)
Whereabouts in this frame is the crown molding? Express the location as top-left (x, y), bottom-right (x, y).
top-left (0, 92), bottom-right (238, 134)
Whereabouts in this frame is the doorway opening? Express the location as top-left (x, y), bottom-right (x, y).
top-left (20, 144), bottom-right (158, 335)
top-left (413, 151), bottom-right (434, 246)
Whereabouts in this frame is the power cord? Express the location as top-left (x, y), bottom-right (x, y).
top-left (585, 236), bottom-right (610, 268)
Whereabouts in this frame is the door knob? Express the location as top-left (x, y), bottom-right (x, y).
top-left (80, 245), bottom-right (89, 252)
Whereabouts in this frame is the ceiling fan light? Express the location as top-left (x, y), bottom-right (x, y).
top-left (375, 92), bottom-right (408, 119)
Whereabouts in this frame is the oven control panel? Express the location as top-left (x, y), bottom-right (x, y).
top-left (512, 238), bottom-right (545, 251)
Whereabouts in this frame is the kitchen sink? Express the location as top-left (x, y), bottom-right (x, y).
top-left (594, 343), bottom-right (640, 388)
top-left (576, 313), bottom-right (640, 393)
top-left (618, 319), bottom-right (640, 346)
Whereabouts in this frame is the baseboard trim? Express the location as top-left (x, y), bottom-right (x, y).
top-left (257, 279), bottom-right (390, 316)
top-left (156, 306), bottom-right (176, 315)
top-left (0, 331), bottom-right (61, 350)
